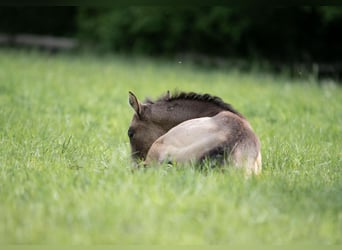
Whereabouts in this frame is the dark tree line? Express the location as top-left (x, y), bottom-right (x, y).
top-left (1, 7), bottom-right (341, 69)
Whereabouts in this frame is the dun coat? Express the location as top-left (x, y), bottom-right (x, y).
top-left (128, 91), bottom-right (261, 174)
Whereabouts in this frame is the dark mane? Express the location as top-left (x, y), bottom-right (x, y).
top-left (155, 91), bottom-right (243, 118)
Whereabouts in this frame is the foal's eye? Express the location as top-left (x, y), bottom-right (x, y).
top-left (128, 128), bottom-right (135, 139)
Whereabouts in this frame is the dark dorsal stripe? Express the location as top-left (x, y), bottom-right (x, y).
top-left (154, 91), bottom-right (243, 118)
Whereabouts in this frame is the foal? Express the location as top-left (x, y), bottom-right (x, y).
top-left (128, 91), bottom-right (261, 174)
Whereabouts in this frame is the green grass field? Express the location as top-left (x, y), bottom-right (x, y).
top-left (0, 49), bottom-right (341, 245)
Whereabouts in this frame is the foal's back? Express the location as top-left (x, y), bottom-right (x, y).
top-left (145, 111), bottom-right (261, 174)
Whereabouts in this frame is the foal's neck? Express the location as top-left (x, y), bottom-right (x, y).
top-left (152, 91), bottom-right (244, 132)
top-left (158, 99), bottom-right (231, 130)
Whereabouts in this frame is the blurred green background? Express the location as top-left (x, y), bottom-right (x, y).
top-left (1, 6), bottom-right (341, 64)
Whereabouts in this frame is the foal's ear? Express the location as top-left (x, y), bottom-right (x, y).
top-left (128, 91), bottom-right (142, 116)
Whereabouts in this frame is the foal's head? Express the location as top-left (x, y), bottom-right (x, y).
top-left (127, 91), bottom-right (172, 161)
top-left (127, 91), bottom-right (242, 162)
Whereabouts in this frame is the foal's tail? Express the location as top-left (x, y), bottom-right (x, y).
top-left (232, 147), bottom-right (262, 176)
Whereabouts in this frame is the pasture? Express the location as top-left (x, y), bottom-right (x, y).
top-left (0, 49), bottom-right (341, 244)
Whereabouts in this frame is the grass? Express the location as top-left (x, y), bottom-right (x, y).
top-left (0, 49), bottom-right (341, 245)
